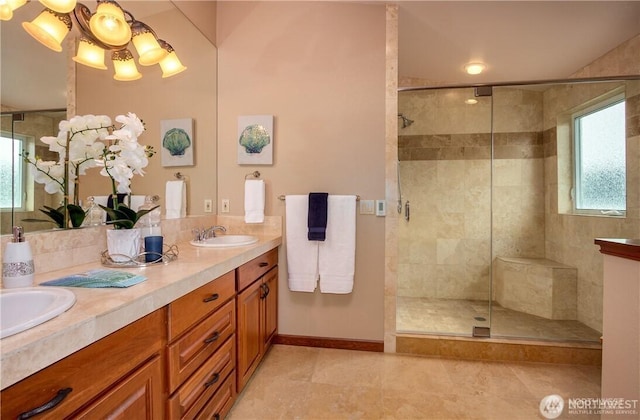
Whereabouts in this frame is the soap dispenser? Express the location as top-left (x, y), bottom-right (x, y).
top-left (2, 226), bottom-right (35, 288)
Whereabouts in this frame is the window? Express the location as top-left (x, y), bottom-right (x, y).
top-left (573, 97), bottom-right (626, 213)
top-left (0, 134), bottom-right (25, 209)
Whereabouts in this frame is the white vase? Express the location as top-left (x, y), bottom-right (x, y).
top-left (106, 229), bottom-right (142, 263)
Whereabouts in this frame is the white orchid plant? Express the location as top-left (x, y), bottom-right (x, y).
top-left (23, 112), bottom-right (155, 228)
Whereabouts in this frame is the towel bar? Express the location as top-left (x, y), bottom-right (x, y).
top-left (245, 171), bottom-right (261, 179)
top-left (278, 194), bottom-right (360, 201)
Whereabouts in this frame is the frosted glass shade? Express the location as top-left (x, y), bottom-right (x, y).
top-left (89, 1), bottom-right (131, 47)
top-left (112, 49), bottom-right (141, 81)
top-left (73, 37), bottom-right (107, 69)
top-left (159, 51), bottom-right (187, 78)
top-left (22, 8), bottom-right (72, 52)
top-left (131, 21), bottom-right (167, 66)
top-left (39, 0), bottom-right (76, 13)
top-left (0, 4), bottom-right (13, 20)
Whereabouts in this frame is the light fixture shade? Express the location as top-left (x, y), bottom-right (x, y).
top-left (112, 49), bottom-right (141, 81)
top-left (158, 40), bottom-right (187, 78)
top-left (22, 8), bottom-right (72, 52)
top-left (89, 1), bottom-right (131, 47)
top-left (39, 0), bottom-right (76, 13)
top-left (131, 21), bottom-right (167, 66)
top-left (73, 37), bottom-right (107, 69)
top-left (0, 4), bottom-right (13, 20)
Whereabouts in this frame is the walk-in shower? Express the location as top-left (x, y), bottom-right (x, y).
top-left (396, 76), bottom-right (640, 343)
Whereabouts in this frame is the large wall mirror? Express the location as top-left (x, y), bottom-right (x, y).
top-left (1, 1), bottom-right (218, 235)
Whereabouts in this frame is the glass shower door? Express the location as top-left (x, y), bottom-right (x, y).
top-left (396, 86), bottom-right (493, 336)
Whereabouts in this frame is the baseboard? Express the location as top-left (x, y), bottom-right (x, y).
top-left (273, 334), bottom-right (384, 352)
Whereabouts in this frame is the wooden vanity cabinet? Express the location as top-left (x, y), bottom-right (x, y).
top-left (167, 270), bottom-right (237, 419)
top-left (236, 248), bottom-right (278, 392)
top-left (0, 308), bottom-right (167, 420)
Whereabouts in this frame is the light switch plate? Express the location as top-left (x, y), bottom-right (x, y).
top-left (359, 200), bottom-right (375, 215)
top-left (375, 200), bottom-right (386, 216)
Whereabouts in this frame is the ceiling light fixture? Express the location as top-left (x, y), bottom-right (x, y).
top-left (464, 62), bottom-right (486, 75)
top-left (465, 98), bottom-right (478, 105)
top-left (7, 0), bottom-right (186, 81)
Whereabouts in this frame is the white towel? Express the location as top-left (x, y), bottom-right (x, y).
top-left (285, 195), bottom-right (319, 292)
top-left (129, 195), bottom-right (146, 211)
top-left (319, 195), bottom-right (357, 294)
top-left (244, 179), bottom-right (265, 223)
top-left (165, 180), bottom-right (186, 219)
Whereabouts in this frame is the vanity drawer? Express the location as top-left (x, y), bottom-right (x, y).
top-left (168, 336), bottom-right (235, 419)
top-left (237, 248), bottom-right (278, 292)
top-left (169, 270), bottom-right (235, 340)
top-left (196, 372), bottom-right (236, 420)
top-left (167, 299), bottom-right (235, 393)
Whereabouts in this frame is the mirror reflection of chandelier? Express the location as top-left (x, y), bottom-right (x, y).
top-left (1, 0), bottom-right (187, 81)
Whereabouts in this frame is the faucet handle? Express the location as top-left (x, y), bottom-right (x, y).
top-left (192, 228), bottom-right (203, 242)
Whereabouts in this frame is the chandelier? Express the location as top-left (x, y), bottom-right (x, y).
top-left (1, 0), bottom-right (187, 81)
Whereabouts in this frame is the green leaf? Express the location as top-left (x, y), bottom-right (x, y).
top-left (39, 206), bottom-right (65, 228)
top-left (97, 204), bottom-right (158, 229)
top-left (67, 204), bottom-right (86, 228)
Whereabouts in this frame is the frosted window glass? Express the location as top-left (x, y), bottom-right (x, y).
top-left (575, 101), bottom-right (626, 211)
top-left (0, 136), bottom-right (23, 209)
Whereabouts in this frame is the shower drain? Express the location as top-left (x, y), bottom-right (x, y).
top-left (474, 316), bottom-right (487, 322)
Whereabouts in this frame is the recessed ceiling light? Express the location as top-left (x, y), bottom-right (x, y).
top-left (464, 62), bottom-right (486, 75)
top-left (465, 99), bottom-right (478, 105)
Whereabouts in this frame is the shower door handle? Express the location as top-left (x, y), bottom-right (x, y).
top-left (404, 201), bottom-right (410, 222)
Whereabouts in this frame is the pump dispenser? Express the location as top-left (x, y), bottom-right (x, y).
top-left (138, 195), bottom-right (162, 238)
top-left (2, 226), bottom-right (35, 288)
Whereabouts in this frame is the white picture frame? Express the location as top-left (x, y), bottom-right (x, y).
top-left (237, 115), bottom-right (273, 165)
top-left (161, 118), bottom-right (194, 167)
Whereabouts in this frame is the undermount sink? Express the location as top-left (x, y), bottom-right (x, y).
top-left (0, 287), bottom-right (76, 339)
top-left (190, 235), bottom-right (259, 248)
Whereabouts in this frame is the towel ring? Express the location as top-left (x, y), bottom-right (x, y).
top-left (174, 172), bottom-right (187, 180)
top-left (245, 171), bottom-right (261, 179)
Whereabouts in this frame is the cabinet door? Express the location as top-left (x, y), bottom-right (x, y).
top-left (263, 267), bottom-right (278, 350)
top-left (73, 356), bottom-right (164, 419)
top-left (236, 279), bottom-right (263, 392)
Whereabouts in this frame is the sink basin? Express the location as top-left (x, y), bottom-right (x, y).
top-left (0, 287), bottom-right (76, 339)
top-left (190, 235), bottom-right (259, 248)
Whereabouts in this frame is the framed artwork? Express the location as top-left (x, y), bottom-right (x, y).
top-left (161, 118), bottom-right (194, 167)
top-left (237, 115), bottom-right (273, 165)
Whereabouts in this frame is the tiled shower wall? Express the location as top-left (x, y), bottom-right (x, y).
top-left (397, 87), bottom-right (545, 301)
top-left (398, 81), bottom-right (640, 333)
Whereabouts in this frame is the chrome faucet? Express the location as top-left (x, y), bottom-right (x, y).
top-left (192, 225), bottom-right (227, 242)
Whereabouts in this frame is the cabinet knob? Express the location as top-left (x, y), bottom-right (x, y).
top-left (258, 262), bottom-right (269, 267)
top-left (203, 293), bottom-right (220, 303)
top-left (18, 388), bottom-right (72, 419)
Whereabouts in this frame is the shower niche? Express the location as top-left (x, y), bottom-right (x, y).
top-left (396, 77), bottom-right (640, 343)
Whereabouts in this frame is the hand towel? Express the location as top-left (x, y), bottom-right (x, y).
top-left (307, 192), bottom-right (328, 241)
top-left (165, 180), bottom-right (186, 219)
top-left (244, 179), bottom-right (265, 223)
top-left (285, 195), bottom-right (319, 292)
top-left (129, 195), bottom-right (146, 211)
top-left (319, 195), bottom-right (357, 294)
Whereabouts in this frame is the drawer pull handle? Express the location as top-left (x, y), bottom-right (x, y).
top-left (203, 293), bottom-right (219, 303)
top-left (258, 262), bottom-right (269, 267)
top-left (18, 387), bottom-right (72, 419)
top-left (204, 331), bottom-right (220, 344)
top-left (204, 373), bottom-right (220, 388)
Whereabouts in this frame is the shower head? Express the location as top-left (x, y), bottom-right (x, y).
top-left (397, 113), bottom-right (414, 129)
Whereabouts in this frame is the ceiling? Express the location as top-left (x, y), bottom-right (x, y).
top-left (398, 1), bottom-right (640, 85)
top-left (2, 1), bottom-right (640, 111)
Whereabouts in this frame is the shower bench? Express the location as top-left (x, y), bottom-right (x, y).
top-left (494, 256), bottom-right (577, 320)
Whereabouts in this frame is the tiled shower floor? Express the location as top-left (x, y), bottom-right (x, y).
top-left (397, 296), bottom-right (602, 342)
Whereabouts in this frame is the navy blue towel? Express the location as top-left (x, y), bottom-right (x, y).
top-left (308, 192), bottom-right (328, 241)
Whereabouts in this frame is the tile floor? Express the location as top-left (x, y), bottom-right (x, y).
top-left (228, 344), bottom-right (602, 419)
top-left (397, 297), bottom-right (602, 342)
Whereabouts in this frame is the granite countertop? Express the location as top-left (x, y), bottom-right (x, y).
top-left (0, 234), bottom-right (282, 390)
